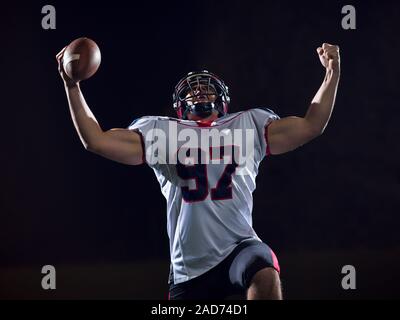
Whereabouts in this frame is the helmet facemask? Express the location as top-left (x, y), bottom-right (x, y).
top-left (173, 71), bottom-right (230, 120)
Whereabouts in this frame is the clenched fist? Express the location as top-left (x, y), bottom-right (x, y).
top-left (317, 43), bottom-right (340, 72)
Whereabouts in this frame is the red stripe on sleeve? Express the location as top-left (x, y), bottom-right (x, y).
top-left (132, 129), bottom-right (146, 164)
top-left (264, 121), bottom-right (274, 157)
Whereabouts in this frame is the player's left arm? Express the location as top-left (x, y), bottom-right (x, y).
top-left (268, 43), bottom-right (340, 155)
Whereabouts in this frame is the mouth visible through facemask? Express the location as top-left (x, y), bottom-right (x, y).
top-left (189, 101), bottom-right (215, 117)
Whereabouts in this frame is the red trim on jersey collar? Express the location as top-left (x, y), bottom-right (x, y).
top-left (177, 112), bottom-right (243, 128)
top-left (196, 119), bottom-right (215, 127)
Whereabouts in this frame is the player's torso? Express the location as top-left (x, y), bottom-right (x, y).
top-left (129, 108), bottom-right (278, 283)
top-left (149, 112), bottom-right (260, 243)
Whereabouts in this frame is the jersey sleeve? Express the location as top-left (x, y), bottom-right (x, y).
top-left (127, 116), bottom-right (158, 165)
top-left (246, 107), bottom-right (280, 159)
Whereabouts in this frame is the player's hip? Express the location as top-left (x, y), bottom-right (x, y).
top-left (168, 239), bottom-right (280, 300)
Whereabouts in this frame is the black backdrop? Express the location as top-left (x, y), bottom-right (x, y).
top-left (1, 0), bottom-right (399, 299)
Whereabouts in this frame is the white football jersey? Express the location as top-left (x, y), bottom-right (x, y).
top-left (128, 108), bottom-right (279, 284)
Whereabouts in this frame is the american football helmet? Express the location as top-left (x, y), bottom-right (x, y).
top-left (172, 70), bottom-right (230, 119)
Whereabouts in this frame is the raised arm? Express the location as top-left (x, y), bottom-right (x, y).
top-left (267, 43), bottom-right (340, 155)
top-left (56, 47), bottom-right (144, 165)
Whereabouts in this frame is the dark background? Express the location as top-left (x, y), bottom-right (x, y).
top-left (1, 0), bottom-right (399, 299)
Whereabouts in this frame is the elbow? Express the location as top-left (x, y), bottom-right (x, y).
top-left (306, 126), bottom-right (324, 142)
top-left (82, 134), bottom-right (104, 153)
top-left (317, 124), bottom-right (329, 136)
top-left (313, 127), bottom-right (325, 137)
top-left (84, 144), bottom-right (93, 152)
top-left (309, 122), bottom-right (327, 138)
top-left (304, 118), bottom-right (327, 139)
top-left (84, 141), bottom-right (100, 153)
top-left (84, 133), bottom-right (106, 153)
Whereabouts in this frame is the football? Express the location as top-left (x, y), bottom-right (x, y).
top-left (63, 37), bottom-right (101, 82)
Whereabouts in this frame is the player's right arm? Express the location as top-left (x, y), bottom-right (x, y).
top-left (56, 47), bottom-right (144, 166)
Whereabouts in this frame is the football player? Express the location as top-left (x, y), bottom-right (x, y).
top-left (56, 43), bottom-right (340, 299)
